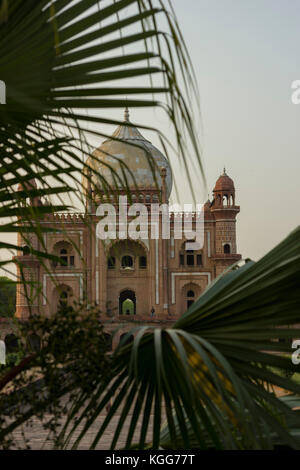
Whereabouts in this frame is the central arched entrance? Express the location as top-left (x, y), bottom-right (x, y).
top-left (119, 290), bottom-right (136, 315)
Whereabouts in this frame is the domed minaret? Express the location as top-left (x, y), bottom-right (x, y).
top-left (211, 168), bottom-right (241, 275)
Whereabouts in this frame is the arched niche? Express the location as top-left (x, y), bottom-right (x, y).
top-left (181, 282), bottom-right (201, 313)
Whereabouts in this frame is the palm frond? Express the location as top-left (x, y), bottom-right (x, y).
top-left (44, 226), bottom-right (300, 450)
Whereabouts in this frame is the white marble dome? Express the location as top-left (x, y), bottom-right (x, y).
top-left (84, 109), bottom-right (173, 197)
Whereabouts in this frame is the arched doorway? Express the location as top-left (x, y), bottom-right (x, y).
top-left (5, 334), bottom-right (19, 353)
top-left (181, 283), bottom-right (201, 313)
top-left (119, 290), bottom-right (136, 315)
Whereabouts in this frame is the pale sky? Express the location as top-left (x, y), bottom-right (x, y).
top-left (171, 0), bottom-right (300, 260)
top-left (2, 0), bottom-right (300, 278)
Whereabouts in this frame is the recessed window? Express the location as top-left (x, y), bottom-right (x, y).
top-left (22, 245), bottom-right (30, 255)
top-left (53, 245), bottom-right (75, 268)
top-left (197, 254), bottom-right (202, 266)
top-left (108, 256), bottom-right (116, 269)
top-left (180, 241), bottom-right (202, 268)
top-left (60, 249), bottom-right (68, 266)
top-left (122, 255), bottom-right (133, 268)
top-left (224, 244), bottom-right (231, 254)
top-left (187, 254), bottom-right (194, 266)
top-left (186, 289), bottom-right (195, 309)
top-left (139, 256), bottom-right (147, 269)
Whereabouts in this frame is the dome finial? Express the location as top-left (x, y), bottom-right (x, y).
top-left (223, 166), bottom-right (227, 175)
top-left (124, 107), bottom-right (130, 122)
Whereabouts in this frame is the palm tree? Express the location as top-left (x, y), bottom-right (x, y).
top-left (1, 0), bottom-right (300, 450)
top-left (0, 0), bottom-right (202, 269)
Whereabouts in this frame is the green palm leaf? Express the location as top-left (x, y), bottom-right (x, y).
top-left (0, 0), bottom-right (202, 269)
top-left (1, 228), bottom-right (299, 449)
top-left (47, 226), bottom-right (300, 450)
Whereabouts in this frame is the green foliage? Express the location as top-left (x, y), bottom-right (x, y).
top-left (122, 299), bottom-right (135, 315)
top-left (0, 232), bottom-right (298, 443)
top-left (50, 227), bottom-right (299, 450)
top-left (0, 0), bottom-right (202, 272)
top-left (1, 228), bottom-right (297, 449)
top-left (0, 276), bottom-right (16, 317)
top-left (0, 304), bottom-right (110, 449)
top-left (0, 351), bottom-right (24, 372)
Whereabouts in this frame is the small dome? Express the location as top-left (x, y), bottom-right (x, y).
top-left (84, 109), bottom-right (173, 197)
top-left (214, 168), bottom-right (234, 192)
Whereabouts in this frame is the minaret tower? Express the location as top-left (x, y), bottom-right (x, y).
top-left (15, 179), bottom-right (41, 319)
top-left (211, 168), bottom-right (241, 275)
